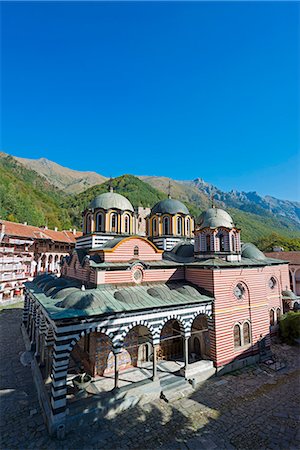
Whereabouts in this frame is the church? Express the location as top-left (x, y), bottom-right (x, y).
top-left (23, 188), bottom-right (290, 436)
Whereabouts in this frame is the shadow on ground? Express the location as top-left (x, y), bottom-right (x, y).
top-left (1, 307), bottom-right (300, 450)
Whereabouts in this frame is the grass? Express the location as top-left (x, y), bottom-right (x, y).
top-left (0, 301), bottom-right (24, 311)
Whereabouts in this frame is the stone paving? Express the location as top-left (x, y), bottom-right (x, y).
top-left (1, 306), bottom-right (300, 450)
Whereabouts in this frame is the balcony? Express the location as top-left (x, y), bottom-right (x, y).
top-left (0, 273), bottom-right (27, 282)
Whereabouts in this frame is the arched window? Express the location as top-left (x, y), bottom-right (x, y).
top-left (85, 214), bottom-right (92, 234)
top-left (276, 308), bottom-right (281, 324)
top-left (134, 245), bottom-right (139, 257)
top-left (269, 277), bottom-right (277, 289)
top-left (186, 218), bottom-right (190, 236)
top-left (243, 322), bottom-right (251, 345)
top-left (163, 217), bottom-right (170, 235)
top-left (234, 324), bottom-right (241, 348)
top-left (177, 217), bottom-right (182, 235)
top-left (231, 235), bottom-right (235, 252)
top-left (124, 215), bottom-right (130, 234)
top-left (206, 234), bottom-right (211, 252)
top-left (218, 232), bottom-right (225, 252)
top-left (270, 309), bottom-right (275, 326)
top-left (152, 218), bottom-right (157, 235)
top-left (111, 213), bottom-right (118, 233)
top-left (96, 212), bottom-right (104, 232)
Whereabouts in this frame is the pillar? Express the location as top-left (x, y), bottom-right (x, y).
top-left (49, 333), bottom-right (73, 436)
top-left (152, 344), bottom-right (158, 381)
top-left (113, 350), bottom-right (120, 390)
top-left (34, 311), bottom-right (41, 358)
top-left (91, 214), bottom-right (95, 233)
top-left (37, 258), bottom-right (42, 274)
top-left (292, 271), bottom-right (296, 294)
top-left (184, 336), bottom-right (189, 370)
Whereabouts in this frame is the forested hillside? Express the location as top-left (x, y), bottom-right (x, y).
top-left (0, 153), bottom-right (72, 229)
top-left (1, 153), bottom-right (300, 248)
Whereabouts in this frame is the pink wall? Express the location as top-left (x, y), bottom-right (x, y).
top-left (100, 238), bottom-right (162, 262)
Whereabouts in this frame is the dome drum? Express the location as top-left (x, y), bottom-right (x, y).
top-left (147, 198), bottom-right (194, 250)
top-left (81, 191), bottom-right (134, 238)
top-left (194, 208), bottom-right (241, 261)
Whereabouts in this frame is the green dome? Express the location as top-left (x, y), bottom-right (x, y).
top-left (151, 198), bottom-right (189, 215)
top-left (241, 243), bottom-right (266, 260)
top-left (59, 291), bottom-right (102, 310)
top-left (197, 208), bottom-right (234, 229)
top-left (282, 289), bottom-right (298, 300)
top-left (89, 192), bottom-right (134, 212)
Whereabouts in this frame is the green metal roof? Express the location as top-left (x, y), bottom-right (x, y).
top-left (25, 280), bottom-right (213, 320)
top-left (89, 192), bottom-right (134, 212)
top-left (197, 208), bottom-right (235, 229)
top-left (151, 198), bottom-right (190, 215)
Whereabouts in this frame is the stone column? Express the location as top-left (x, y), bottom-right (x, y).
top-left (152, 344), bottom-right (158, 381)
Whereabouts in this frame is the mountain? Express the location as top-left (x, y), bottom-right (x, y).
top-left (62, 174), bottom-right (168, 228)
top-left (0, 153), bottom-right (72, 229)
top-left (16, 156), bottom-right (107, 193)
top-left (188, 178), bottom-right (300, 226)
top-left (1, 152), bottom-right (300, 245)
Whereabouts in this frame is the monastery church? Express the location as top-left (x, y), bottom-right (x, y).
top-left (23, 188), bottom-right (291, 435)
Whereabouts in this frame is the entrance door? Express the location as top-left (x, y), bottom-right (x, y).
top-left (139, 343), bottom-right (149, 363)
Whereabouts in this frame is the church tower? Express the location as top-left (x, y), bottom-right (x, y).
top-left (76, 186), bottom-right (135, 250)
top-left (146, 194), bottom-right (194, 251)
top-left (194, 207), bottom-right (241, 261)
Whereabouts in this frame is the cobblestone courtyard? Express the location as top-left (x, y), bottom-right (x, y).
top-left (1, 307), bottom-right (300, 450)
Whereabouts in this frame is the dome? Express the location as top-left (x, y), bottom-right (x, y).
top-left (59, 290), bottom-right (102, 310)
top-left (89, 192), bottom-right (134, 212)
top-left (151, 198), bottom-right (189, 215)
top-left (282, 289), bottom-right (298, 300)
top-left (241, 243), bottom-right (266, 260)
top-left (197, 208), bottom-right (234, 229)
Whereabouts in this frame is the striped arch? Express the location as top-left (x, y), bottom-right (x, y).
top-left (157, 314), bottom-right (187, 337)
top-left (186, 309), bottom-right (211, 336)
top-left (61, 325), bottom-right (112, 354)
top-left (113, 319), bottom-right (155, 348)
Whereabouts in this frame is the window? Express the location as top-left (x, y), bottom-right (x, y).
top-left (163, 217), bottom-right (170, 235)
top-left (270, 309), bottom-right (275, 326)
top-left (177, 217), bottom-right (182, 235)
top-left (243, 322), bottom-right (251, 345)
top-left (234, 325), bottom-right (241, 348)
top-left (134, 245), bottom-right (139, 257)
top-left (152, 218), bottom-right (157, 235)
top-left (124, 215), bottom-right (130, 234)
top-left (276, 308), bottom-right (281, 324)
top-left (186, 218), bottom-right (190, 235)
top-left (132, 267), bottom-right (143, 283)
top-left (234, 283), bottom-right (245, 300)
top-left (269, 277), bottom-right (277, 289)
top-left (96, 213), bottom-right (104, 232)
top-left (85, 214), bottom-right (92, 234)
top-left (206, 234), bottom-right (211, 251)
top-left (111, 214), bottom-right (118, 233)
top-left (217, 232), bottom-right (225, 252)
top-left (231, 235), bottom-right (235, 252)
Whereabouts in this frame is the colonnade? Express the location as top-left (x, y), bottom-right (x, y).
top-left (36, 253), bottom-right (68, 276)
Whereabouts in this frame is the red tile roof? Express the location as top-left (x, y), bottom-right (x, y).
top-left (0, 220), bottom-right (82, 244)
top-left (265, 251), bottom-right (300, 265)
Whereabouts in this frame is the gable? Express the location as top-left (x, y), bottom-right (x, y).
top-left (102, 237), bottom-right (163, 263)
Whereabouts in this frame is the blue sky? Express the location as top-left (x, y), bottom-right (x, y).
top-left (1, 1), bottom-right (299, 201)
